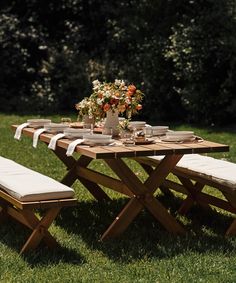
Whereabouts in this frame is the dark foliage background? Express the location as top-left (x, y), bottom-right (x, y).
top-left (0, 0), bottom-right (236, 125)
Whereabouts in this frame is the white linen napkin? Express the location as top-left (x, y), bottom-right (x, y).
top-left (66, 139), bottom-right (84, 156)
top-left (33, 128), bottom-right (47, 148)
top-left (48, 133), bottom-right (65, 150)
top-left (14, 122), bottom-right (30, 140)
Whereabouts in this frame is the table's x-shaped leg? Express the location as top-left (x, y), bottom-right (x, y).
top-left (101, 155), bottom-right (185, 240)
top-left (53, 147), bottom-right (110, 201)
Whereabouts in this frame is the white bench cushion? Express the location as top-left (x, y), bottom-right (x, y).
top-left (147, 154), bottom-right (236, 189)
top-left (0, 156), bottom-right (74, 202)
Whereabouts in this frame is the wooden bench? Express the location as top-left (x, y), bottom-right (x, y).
top-left (134, 154), bottom-right (236, 235)
top-left (0, 156), bottom-right (77, 254)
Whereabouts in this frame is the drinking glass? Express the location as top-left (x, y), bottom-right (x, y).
top-left (83, 122), bottom-right (94, 134)
top-left (61, 117), bottom-right (72, 125)
top-left (145, 127), bottom-right (153, 138)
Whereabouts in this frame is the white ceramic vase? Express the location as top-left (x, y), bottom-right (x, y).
top-left (103, 109), bottom-right (119, 136)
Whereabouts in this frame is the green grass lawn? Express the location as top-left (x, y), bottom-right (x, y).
top-left (1, 113), bottom-right (236, 283)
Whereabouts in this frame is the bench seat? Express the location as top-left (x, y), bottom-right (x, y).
top-left (0, 156), bottom-right (77, 254)
top-left (143, 154), bottom-right (236, 190)
top-left (0, 156), bottom-right (74, 201)
top-left (134, 154), bottom-right (236, 235)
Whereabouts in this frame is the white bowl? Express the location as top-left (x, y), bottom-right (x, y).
top-left (44, 123), bottom-right (69, 133)
top-left (129, 121), bottom-right (146, 129)
top-left (152, 126), bottom-right (169, 130)
top-left (151, 126), bottom-right (169, 136)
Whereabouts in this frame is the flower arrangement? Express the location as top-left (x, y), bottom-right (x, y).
top-left (75, 97), bottom-right (96, 120)
top-left (90, 79), bottom-right (144, 119)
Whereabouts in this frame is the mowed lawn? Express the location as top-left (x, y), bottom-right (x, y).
top-left (0, 113), bottom-right (236, 283)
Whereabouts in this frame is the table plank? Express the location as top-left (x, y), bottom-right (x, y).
top-left (12, 125), bottom-right (229, 159)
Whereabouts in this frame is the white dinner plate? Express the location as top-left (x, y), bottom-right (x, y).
top-left (166, 131), bottom-right (194, 140)
top-left (160, 136), bottom-right (195, 142)
top-left (27, 119), bottom-right (51, 128)
top-left (64, 128), bottom-right (91, 139)
top-left (83, 134), bottom-right (112, 140)
top-left (82, 139), bottom-right (115, 145)
top-left (166, 131), bottom-right (194, 136)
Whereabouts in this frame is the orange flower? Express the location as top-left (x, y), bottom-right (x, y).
top-left (98, 92), bottom-right (103, 99)
top-left (103, 103), bottom-right (110, 112)
top-left (114, 92), bottom-right (120, 97)
top-left (136, 104), bottom-right (142, 111)
top-left (118, 104), bottom-right (126, 113)
top-left (126, 91), bottom-right (133, 97)
top-left (128, 85), bottom-right (136, 93)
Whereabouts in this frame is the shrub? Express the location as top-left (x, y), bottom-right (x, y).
top-left (0, 0), bottom-right (236, 125)
top-left (164, 0), bottom-right (236, 125)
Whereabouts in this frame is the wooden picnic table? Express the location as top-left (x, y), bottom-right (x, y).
top-left (12, 125), bottom-right (229, 240)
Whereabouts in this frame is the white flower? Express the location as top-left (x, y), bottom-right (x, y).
top-left (92, 80), bottom-right (100, 87)
top-left (93, 85), bottom-right (100, 91)
top-left (120, 80), bottom-right (126, 88)
top-left (125, 97), bottom-right (131, 104)
top-left (115, 79), bottom-right (122, 86)
top-left (114, 79), bottom-right (125, 88)
top-left (105, 91), bottom-right (111, 98)
top-left (97, 98), bottom-right (103, 105)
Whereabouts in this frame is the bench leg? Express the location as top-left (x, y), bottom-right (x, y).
top-left (221, 191), bottom-right (236, 236)
top-left (4, 206), bottom-right (60, 254)
top-left (225, 220), bottom-right (236, 236)
top-left (0, 199), bottom-right (10, 224)
top-left (0, 206), bottom-right (8, 224)
top-left (177, 177), bottom-right (207, 214)
top-left (19, 207), bottom-right (61, 254)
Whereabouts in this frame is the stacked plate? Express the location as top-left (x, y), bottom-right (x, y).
top-left (64, 128), bottom-right (91, 139)
top-left (83, 134), bottom-right (113, 145)
top-left (164, 131), bottom-right (194, 142)
top-left (27, 119), bottom-right (51, 128)
top-left (44, 123), bottom-right (69, 133)
top-left (129, 121), bottom-right (146, 130)
top-left (151, 126), bottom-right (169, 136)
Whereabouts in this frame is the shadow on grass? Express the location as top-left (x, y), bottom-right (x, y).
top-left (55, 193), bottom-right (236, 262)
top-left (2, 193), bottom-right (235, 264)
top-left (0, 219), bottom-right (85, 266)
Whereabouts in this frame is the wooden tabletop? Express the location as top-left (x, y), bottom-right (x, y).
top-left (12, 125), bottom-right (229, 159)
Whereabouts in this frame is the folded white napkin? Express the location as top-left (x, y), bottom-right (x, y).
top-left (33, 128), bottom-right (46, 148)
top-left (14, 123), bottom-right (30, 140)
top-left (66, 139), bottom-right (84, 156)
top-left (48, 133), bottom-right (65, 150)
